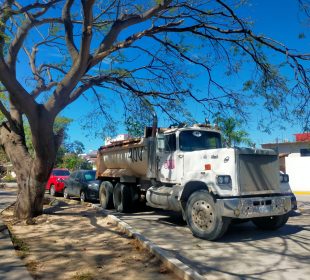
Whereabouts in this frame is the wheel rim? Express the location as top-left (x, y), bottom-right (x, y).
top-left (191, 200), bottom-right (216, 232)
top-left (81, 192), bottom-right (85, 202)
top-left (50, 186), bottom-right (55, 196)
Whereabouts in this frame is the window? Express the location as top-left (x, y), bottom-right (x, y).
top-left (179, 130), bottom-right (222, 151)
top-left (300, 148), bottom-right (310, 157)
top-left (52, 169), bottom-right (70, 176)
top-left (83, 171), bottom-right (96, 181)
top-left (76, 172), bottom-right (85, 181)
top-left (164, 134), bottom-right (176, 152)
top-left (69, 172), bottom-right (77, 179)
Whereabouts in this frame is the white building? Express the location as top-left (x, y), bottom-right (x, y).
top-left (262, 133), bottom-right (310, 194)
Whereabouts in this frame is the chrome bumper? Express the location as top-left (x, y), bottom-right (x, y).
top-left (217, 196), bottom-right (292, 218)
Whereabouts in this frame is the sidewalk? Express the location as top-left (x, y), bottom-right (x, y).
top-left (0, 196), bottom-right (179, 280)
top-left (0, 220), bottom-right (33, 280)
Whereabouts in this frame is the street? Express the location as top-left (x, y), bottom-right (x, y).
top-left (104, 195), bottom-right (310, 280)
top-left (0, 183), bottom-right (17, 212)
top-left (0, 183), bottom-right (33, 280)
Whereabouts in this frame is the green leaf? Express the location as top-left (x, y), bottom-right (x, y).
top-left (243, 80), bottom-right (254, 91)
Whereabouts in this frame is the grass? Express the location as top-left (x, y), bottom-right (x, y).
top-left (10, 232), bottom-right (29, 259)
top-left (73, 271), bottom-right (94, 280)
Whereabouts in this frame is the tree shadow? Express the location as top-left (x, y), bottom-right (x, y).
top-left (40, 199), bottom-right (310, 280)
top-left (220, 221), bottom-right (305, 243)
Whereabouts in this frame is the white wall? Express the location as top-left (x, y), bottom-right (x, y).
top-left (285, 154), bottom-right (310, 192)
top-left (262, 142), bottom-right (310, 154)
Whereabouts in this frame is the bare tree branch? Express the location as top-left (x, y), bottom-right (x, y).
top-left (93, 0), bottom-right (173, 61)
top-left (62, 0), bottom-right (79, 62)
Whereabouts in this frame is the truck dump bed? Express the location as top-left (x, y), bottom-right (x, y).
top-left (97, 137), bottom-right (149, 178)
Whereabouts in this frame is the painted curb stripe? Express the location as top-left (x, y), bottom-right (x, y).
top-left (293, 191), bottom-right (310, 195)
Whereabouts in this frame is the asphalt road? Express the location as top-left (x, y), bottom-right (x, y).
top-left (0, 183), bottom-right (17, 212)
top-left (103, 197), bottom-right (310, 280)
top-left (0, 183), bottom-right (33, 280)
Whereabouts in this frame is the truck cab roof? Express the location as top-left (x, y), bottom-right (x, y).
top-left (161, 123), bottom-right (221, 135)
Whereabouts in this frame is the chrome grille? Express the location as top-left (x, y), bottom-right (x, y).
top-left (238, 154), bottom-right (279, 195)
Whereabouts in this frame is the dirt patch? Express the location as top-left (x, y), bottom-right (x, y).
top-left (1, 196), bottom-right (180, 280)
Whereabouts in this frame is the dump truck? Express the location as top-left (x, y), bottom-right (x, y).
top-left (96, 118), bottom-right (292, 240)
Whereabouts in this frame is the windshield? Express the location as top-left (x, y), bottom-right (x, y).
top-left (84, 171), bottom-right (96, 181)
top-left (52, 169), bottom-right (70, 176)
top-left (179, 130), bottom-right (222, 151)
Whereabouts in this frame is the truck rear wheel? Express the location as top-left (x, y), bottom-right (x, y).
top-left (113, 183), bottom-right (132, 213)
top-left (252, 214), bottom-right (289, 230)
top-left (99, 181), bottom-right (113, 209)
top-left (185, 190), bottom-right (231, 241)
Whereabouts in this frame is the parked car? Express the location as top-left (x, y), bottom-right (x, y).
top-left (63, 170), bottom-right (100, 202)
top-left (46, 168), bottom-right (70, 196)
top-left (280, 172), bottom-right (297, 210)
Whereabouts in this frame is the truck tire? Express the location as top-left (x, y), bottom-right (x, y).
top-left (185, 190), bottom-right (231, 241)
top-left (113, 183), bottom-right (132, 213)
top-left (99, 181), bottom-right (113, 209)
top-left (252, 214), bottom-right (289, 230)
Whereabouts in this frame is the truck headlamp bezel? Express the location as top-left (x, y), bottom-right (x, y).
top-left (280, 174), bottom-right (289, 183)
top-left (217, 175), bottom-right (231, 185)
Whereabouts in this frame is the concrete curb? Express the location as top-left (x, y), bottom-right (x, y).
top-left (92, 204), bottom-right (205, 280)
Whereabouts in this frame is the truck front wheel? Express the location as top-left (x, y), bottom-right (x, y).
top-left (113, 183), bottom-right (132, 213)
top-left (252, 214), bottom-right (289, 230)
top-left (185, 190), bottom-right (231, 241)
top-left (99, 181), bottom-right (113, 209)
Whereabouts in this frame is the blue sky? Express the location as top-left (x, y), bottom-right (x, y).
top-left (15, 1), bottom-right (310, 152)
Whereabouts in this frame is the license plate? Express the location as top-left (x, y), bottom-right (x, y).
top-left (257, 205), bottom-right (272, 213)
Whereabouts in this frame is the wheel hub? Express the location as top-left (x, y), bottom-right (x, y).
top-left (191, 200), bottom-right (215, 230)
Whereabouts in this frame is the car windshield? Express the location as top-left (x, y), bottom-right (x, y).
top-left (179, 130), bottom-right (222, 151)
top-left (52, 170), bottom-right (70, 176)
top-left (84, 171), bottom-right (96, 181)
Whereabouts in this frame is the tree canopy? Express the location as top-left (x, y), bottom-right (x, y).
top-left (0, 0), bottom-right (309, 130)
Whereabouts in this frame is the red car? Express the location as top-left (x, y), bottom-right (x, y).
top-left (46, 168), bottom-right (70, 196)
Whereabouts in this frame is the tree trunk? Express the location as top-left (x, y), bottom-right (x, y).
top-left (14, 166), bottom-right (47, 219)
top-left (0, 108), bottom-right (59, 219)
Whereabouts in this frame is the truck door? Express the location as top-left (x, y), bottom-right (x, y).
top-left (179, 130), bottom-right (223, 179)
top-left (157, 133), bottom-right (180, 183)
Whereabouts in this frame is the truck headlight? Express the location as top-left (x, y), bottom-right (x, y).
top-left (217, 175), bottom-right (231, 185)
